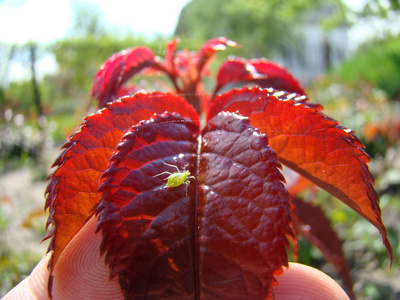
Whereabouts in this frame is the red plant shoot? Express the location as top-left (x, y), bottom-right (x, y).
top-left (44, 37), bottom-right (392, 299)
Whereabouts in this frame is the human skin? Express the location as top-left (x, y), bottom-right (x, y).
top-left (2, 216), bottom-right (350, 300)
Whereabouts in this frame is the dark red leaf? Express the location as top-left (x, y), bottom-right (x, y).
top-left (198, 111), bottom-right (294, 299)
top-left (44, 92), bottom-right (198, 269)
top-left (90, 47), bottom-right (164, 107)
top-left (207, 87), bottom-right (393, 262)
top-left (97, 112), bottom-right (199, 298)
top-left (97, 110), bottom-right (293, 299)
top-left (214, 58), bottom-right (306, 97)
top-left (292, 197), bottom-right (355, 299)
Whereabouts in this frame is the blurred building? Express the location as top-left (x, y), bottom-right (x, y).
top-left (277, 5), bottom-right (350, 85)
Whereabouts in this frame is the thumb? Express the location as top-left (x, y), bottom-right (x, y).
top-left (272, 262), bottom-right (350, 299)
top-left (51, 215), bottom-right (122, 299)
top-left (3, 216), bottom-right (350, 300)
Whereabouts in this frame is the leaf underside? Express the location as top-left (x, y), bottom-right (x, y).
top-left (90, 47), bottom-right (161, 107)
top-left (208, 87), bottom-right (393, 260)
top-left (214, 58), bottom-right (307, 97)
top-left (97, 111), bottom-right (293, 299)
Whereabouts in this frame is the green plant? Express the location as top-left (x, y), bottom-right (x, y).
top-left (335, 35), bottom-right (400, 100)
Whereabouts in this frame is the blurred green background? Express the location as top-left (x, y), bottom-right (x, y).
top-left (0, 0), bottom-right (399, 298)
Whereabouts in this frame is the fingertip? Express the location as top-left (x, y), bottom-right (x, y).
top-left (272, 262), bottom-right (350, 300)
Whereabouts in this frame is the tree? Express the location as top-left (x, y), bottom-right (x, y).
top-left (347, 0), bottom-right (400, 19)
top-left (70, 2), bottom-right (107, 38)
top-left (175, 0), bottom-right (345, 57)
top-left (48, 3), bottom-right (165, 108)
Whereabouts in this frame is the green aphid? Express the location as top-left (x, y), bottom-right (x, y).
top-left (154, 163), bottom-right (195, 188)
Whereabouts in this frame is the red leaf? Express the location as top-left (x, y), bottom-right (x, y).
top-left (90, 47), bottom-right (163, 107)
top-left (97, 112), bottom-right (199, 298)
top-left (251, 59), bottom-right (306, 94)
top-left (214, 58), bottom-right (306, 97)
top-left (164, 38), bottom-right (180, 77)
top-left (199, 111), bottom-right (293, 299)
top-left (292, 197), bottom-right (355, 299)
top-left (214, 58), bottom-right (264, 94)
top-left (207, 87), bottom-right (393, 262)
top-left (195, 37), bottom-right (237, 74)
top-left (44, 92), bottom-right (198, 269)
top-left (97, 111), bottom-right (293, 298)
top-left (172, 38), bottom-right (237, 112)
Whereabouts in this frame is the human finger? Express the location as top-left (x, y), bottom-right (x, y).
top-left (272, 262), bottom-right (350, 300)
top-left (50, 215), bottom-right (122, 299)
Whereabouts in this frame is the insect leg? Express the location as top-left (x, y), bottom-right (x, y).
top-left (164, 162), bottom-right (180, 173)
top-left (153, 171), bottom-right (172, 178)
